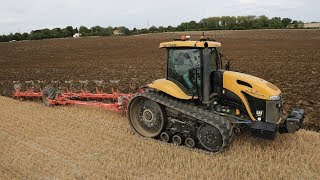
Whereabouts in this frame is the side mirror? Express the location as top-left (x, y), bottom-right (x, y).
top-left (225, 61), bottom-right (230, 70)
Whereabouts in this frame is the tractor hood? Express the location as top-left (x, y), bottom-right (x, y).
top-left (223, 71), bottom-right (281, 100)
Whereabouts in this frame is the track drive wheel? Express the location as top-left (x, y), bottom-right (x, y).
top-left (128, 96), bottom-right (165, 138)
top-left (42, 86), bottom-right (57, 107)
top-left (197, 123), bottom-right (229, 152)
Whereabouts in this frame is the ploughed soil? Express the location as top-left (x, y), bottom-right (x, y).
top-left (0, 29), bottom-right (319, 130)
top-left (0, 97), bottom-right (319, 179)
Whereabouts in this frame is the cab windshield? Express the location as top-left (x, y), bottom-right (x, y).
top-left (167, 48), bottom-right (201, 93)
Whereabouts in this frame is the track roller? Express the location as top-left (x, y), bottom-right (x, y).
top-left (160, 131), bottom-right (172, 142)
top-left (172, 133), bottom-right (185, 146)
top-left (185, 137), bottom-right (196, 148)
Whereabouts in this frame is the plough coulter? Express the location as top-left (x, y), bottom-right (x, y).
top-left (13, 80), bottom-right (141, 113)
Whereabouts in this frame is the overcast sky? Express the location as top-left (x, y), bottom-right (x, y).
top-left (0, 0), bottom-right (319, 34)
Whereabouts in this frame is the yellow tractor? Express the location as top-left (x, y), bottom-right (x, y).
top-left (127, 35), bottom-right (304, 152)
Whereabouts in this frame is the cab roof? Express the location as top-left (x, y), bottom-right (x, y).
top-left (159, 41), bottom-right (221, 48)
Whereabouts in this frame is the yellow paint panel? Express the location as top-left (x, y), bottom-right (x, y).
top-left (159, 41), bottom-right (221, 48)
top-left (147, 79), bottom-right (193, 100)
top-left (223, 71), bottom-right (281, 120)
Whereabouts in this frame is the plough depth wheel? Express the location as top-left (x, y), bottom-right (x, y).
top-left (42, 86), bottom-right (57, 107)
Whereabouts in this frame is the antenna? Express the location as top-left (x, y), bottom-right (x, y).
top-left (202, 8), bottom-right (205, 19)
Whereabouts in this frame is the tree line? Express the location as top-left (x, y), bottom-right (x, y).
top-left (0, 15), bottom-right (304, 42)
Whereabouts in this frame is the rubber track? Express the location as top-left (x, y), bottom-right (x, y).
top-left (134, 90), bottom-right (234, 152)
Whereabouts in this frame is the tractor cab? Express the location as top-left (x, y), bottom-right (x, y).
top-left (167, 46), bottom-right (221, 93)
top-left (157, 35), bottom-right (226, 102)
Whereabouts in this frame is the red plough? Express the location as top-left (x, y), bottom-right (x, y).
top-left (13, 80), bottom-right (142, 113)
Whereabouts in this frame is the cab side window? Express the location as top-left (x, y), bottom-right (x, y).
top-left (208, 48), bottom-right (218, 71)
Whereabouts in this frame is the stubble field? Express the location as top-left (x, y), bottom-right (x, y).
top-left (0, 96), bottom-right (319, 179)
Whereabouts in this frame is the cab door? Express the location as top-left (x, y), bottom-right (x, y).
top-left (167, 48), bottom-right (202, 95)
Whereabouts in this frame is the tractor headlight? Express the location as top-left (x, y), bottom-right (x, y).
top-left (269, 95), bottom-right (280, 101)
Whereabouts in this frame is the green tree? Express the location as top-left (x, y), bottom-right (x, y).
top-left (139, 28), bottom-right (149, 34)
top-left (292, 20), bottom-right (304, 28)
top-left (149, 26), bottom-right (158, 32)
top-left (237, 16), bottom-right (248, 29)
top-left (62, 26), bottom-right (74, 37)
top-left (41, 28), bottom-right (52, 39)
top-left (158, 26), bottom-right (166, 32)
top-left (187, 21), bottom-right (199, 30)
top-left (51, 28), bottom-right (62, 38)
top-left (166, 26), bottom-right (175, 32)
top-left (0, 15), bottom-right (306, 41)
top-left (252, 18), bottom-right (263, 29)
top-left (237, 16), bottom-right (256, 29)
top-left (220, 16), bottom-right (228, 30)
top-left (281, 18), bottom-right (292, 28)
top-left (79, 26), bottom-right (90, 36)
top-left (200, 17), bottom-right (221, 30)
top-left (90, 26), bottom-right (101, 36)
top-left (132, 27), bottom-right (138, 34)
top-left (21, 33), bottom-right (29, 40)
top-left (253, 15), bottom-right (269, 29)
top-left (298, 21), bottom-right (304, 28)
top-left (104, 26), bottom-right (114, 36)
top-left (177, 22), bottom-right (189, 31)
top-left (223, 16), bottom-right (237, 30)
top-left (29, 30), bottom-right (40, 40)
top-left (270, 17), bottom-right (282, 29)
top-left (13, 33), bottom-right (22, 41)
top-left (198, 20), bottom-right (207, 30)
top-left (0, 35), bottom-right (9, 42)
top-left (118, 26), bottom-right (130, 35)
top-left (7, 33), bottom-right (14, 41)
top-left (225, 16), bottom-right (238, 29)
top-left (73, 27), bottom-right (78, 33)
top-left (259, 15), bottom-right (270, 28)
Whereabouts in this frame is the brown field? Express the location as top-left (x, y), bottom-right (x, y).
top-left (0, 29), bottom-right (319, 131)
top-left (0, 96), bottom-right (319, 179)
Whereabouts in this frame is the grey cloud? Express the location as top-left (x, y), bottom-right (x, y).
top-left (0, 0), bottom-right (319, 34)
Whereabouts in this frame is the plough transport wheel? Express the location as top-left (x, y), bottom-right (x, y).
top-left (128, 96), bottom-right (165, 138)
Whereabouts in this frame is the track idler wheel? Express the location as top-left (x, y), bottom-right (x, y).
top-left (42, 86), bottom-right (57, 107)
top-left (185, 137), bottom-right (196, 148)
top-left (172, 133), bottom-right (185, 146)
top-left (160, 131), bottom-right (172, 142)
top-left (197, 124), bottom-right (224, 152)
top-left (128, 97), bottom-right (165, 138)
